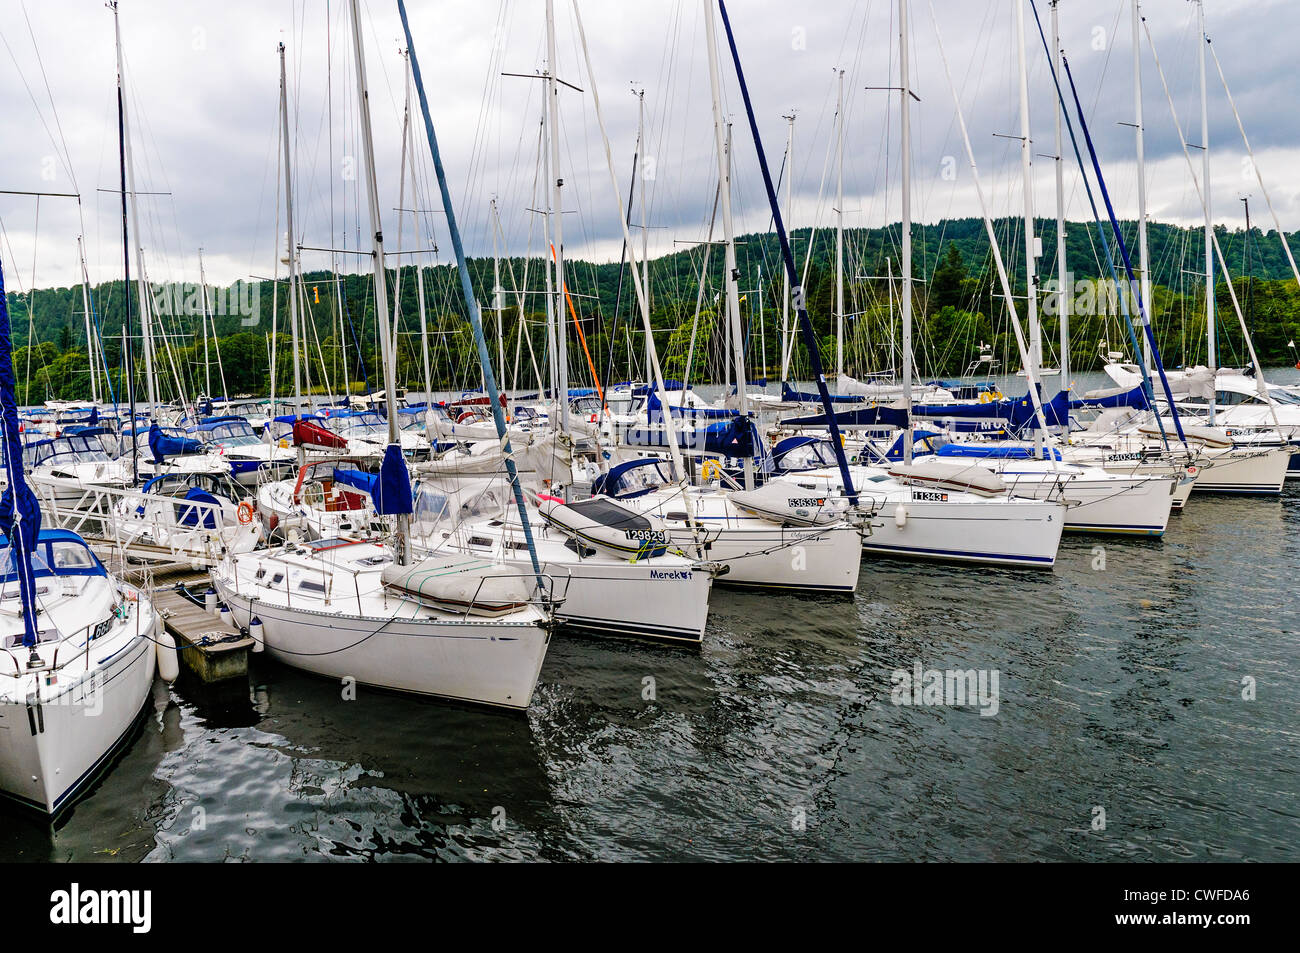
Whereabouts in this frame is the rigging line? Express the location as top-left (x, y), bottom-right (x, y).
top-left (0, 26), bottom-right (75, 188)
top-left (17, 0), bottom-right (78, 192)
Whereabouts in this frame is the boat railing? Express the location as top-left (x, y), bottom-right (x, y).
top-left (32, 478), bottom-right (232, 568)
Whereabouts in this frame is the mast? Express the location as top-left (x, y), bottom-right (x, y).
top-left (199, 247), bottom-right (211, 401)
top-left (703, 0), bottom-right (752, 489)
top-left (900, 0), bottom-right (914, 464)
top-left (110, 1), bottom-right (137, 484)
top-left (1197, 0), bottom-right (1216, 422)
top-left (77, 236), bottom-right (99, 404)
top-left (279, 42), bottom-right (303, 463)
top-left (348, 0), bottom-right (409, 560)
top-left (781, 113), bottom-right (794, 382)
top-left (1052, 0), bottom-right (1069, 399)
top-left (391, 48), bottom-right (412, 396)
top-left (835, 68), bottom-right (845, 387)
top-left (1132, 0), bottom-right (1151, 371)
top-left (397, 0), bottom-right (546, 591)
top-left (1015, 0), bottom-right (1040, 370)
top-left (637, 88), bottom-right (650, 336)
top-left (491, 198), bottom-right (506, 392)
top-left (545, 0), bottom-right (569, 431)
top-left (111, 1), bottom-right (156, 416)
top-left (713, 0), bottom-right (858, 504)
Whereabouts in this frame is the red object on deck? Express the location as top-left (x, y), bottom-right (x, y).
top-left (293, 419), bottom-right (347, 449)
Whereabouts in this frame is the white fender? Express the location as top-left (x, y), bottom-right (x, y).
top-left (894, 504), bottom-right (908, 529)
top-left (156, 630), bottom-right (180, 682)
top-left (248, 616), bottom-right (265, 654)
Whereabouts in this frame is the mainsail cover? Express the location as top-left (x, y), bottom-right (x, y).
top-left (148, 422), bottom-right (205, 463)
top-left (0, 259), bottom-right (41, 648)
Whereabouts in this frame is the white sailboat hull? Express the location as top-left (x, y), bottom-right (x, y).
top-left (212, 548), bottom-right (551, 710)
top-left (0, 604), bottom-right (157, 814)
top-left (1192, 446), bottom-right (1290, 495)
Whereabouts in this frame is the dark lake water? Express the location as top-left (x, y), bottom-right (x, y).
top-left (4, 482), bottom-right (1297, 862)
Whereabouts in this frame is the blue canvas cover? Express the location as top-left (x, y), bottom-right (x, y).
top-left (149, 422), bottom-right (205, 464)
top-left (0, 260), bottom-right (41, 647)
top-left (375, 444), bottom-right (413, 516)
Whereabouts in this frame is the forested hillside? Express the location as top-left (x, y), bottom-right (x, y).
top-left (7, 216), bottom-right (1298, 404)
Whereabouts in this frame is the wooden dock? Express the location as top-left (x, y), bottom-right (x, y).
top-left (150, 572), bottom-right (255, 683)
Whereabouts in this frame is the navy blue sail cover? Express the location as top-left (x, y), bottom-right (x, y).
top-left (149, 422), bottom-right (206, 463)
top-left (0, 259), bottom-right (42, 647)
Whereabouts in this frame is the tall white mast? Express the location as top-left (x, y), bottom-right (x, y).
top-left (347, 0), bottom-right (408, 560)
top-left (545, 0), bottom-right (569, 431)
top-left (76, 235), bottom-right (98, 404)
top-left (637, 88), bottom-right (650, 328)
top-left (835, 68), bottom-right (845, 387)
top-left (199, 247), bottom-right (211, 399)
top-left (111, 2), bottom-right (156, 414)
top-left (702, 0), bottom-right (752, 488)
top-left (900, 0), bottom-right (914, 465)
top-left (1197, 0), bottom-right (1215, 421)
top-left (278, 43), bottom-right (302, 450)
top-left (1015, 0), bottom-right (1040, 369)
top-left (1132, 0), bottom-right (1152, 370)
top-left (491, 198), bottom-right (506, 393)
top-left (1052, 1), bottom-right (1069, 397)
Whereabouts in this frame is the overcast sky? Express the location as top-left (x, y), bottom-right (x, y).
top-left (1, 0), bottom-right (1296, 294)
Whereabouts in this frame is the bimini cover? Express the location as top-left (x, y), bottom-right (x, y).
top-left (149, 423), bottom-right (205, 464)
top-left (592, 457), bottom-right (674, 499)
top-left (537, 495), bottom-right (670, 558)
top-left (887, 461), bottom-right (1006, 498)
top-left (381, 554), bottom-right (529, 617)
top-left (729, 482), bottom-right (850, 527)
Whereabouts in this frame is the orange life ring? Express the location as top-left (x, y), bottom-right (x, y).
top-left (237, 501), bottom-right (255, 525)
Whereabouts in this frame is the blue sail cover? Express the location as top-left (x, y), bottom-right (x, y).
top-left (375, 444), bottom-right (413, 515)
top-left (625, 416), bottom-right (758, 457)
top-left (911, 389), bottom-right (1071, 438)
top-left (0, 260), bottom-right (41, 648)
top-left (935, 443), bottom-right (1062, 461)
top-left (149, 422), bottom-right (205, 463)
top-left (781, 404), bottom-right (910, 430)
top-left (781, 381), bottom-right (863, 404)
top-left (1068, 383), bottom-right (1151, 412)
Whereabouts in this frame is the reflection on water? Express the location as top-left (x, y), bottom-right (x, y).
top-left (3, 488), bottom-right (1297, 861)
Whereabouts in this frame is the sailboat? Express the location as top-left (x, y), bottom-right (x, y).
top-left (212, 5), bottom-right (553, 711)
top-left (0, 251), bottom-right (163, 813)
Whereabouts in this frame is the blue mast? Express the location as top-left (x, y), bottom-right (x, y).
top-left (0, 259), bottom-right (43, 652)
top-left (396, 0), bottom-right (546, 591)
top-left (715, 0), bottom-right (859, 505)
